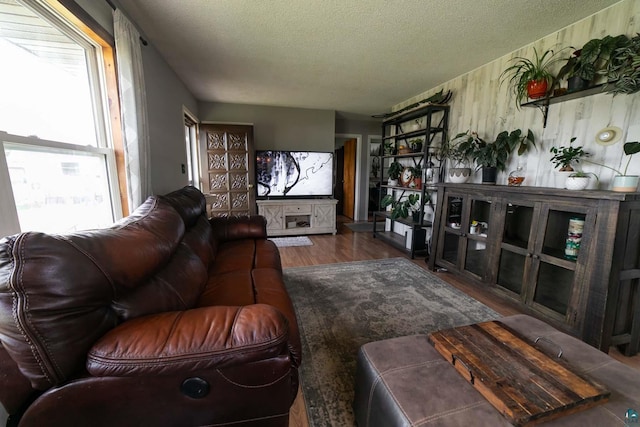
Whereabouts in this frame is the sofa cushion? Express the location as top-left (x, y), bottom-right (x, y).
top-left (199, 270), bottom-right (257, 306)
top-left (86, 304), bottom-right (289, 376)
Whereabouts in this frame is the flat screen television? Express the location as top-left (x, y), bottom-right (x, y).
top-left (256, 150), bottom-right (333, 197)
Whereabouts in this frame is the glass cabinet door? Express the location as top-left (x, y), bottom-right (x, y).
top-left (438, 194), bottom-right (492, 280)
top-left (496, 203), bottom-right (535, 297)
top-left (531, 209), bottom-right (587, 318)
top-left (441, 196), bottom-right (463, 266)
top-left (463, 199), bottom-right (491, 277)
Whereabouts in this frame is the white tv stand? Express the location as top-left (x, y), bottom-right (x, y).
top-left (257, 199), bottom-right (337, 236)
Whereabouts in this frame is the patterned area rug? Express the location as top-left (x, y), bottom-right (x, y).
top-left (283, 258), bottom-right (499, 427)
top-left (268, 236), bottom-right (313, 247)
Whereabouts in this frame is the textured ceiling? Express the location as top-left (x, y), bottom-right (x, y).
top-left (117, 0), bottom-right (621, 117)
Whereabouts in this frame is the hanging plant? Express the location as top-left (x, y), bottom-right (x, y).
top-left (500, 47), bottom-right (566, 107)
top-left (605, 33), bottom-right (640, 95)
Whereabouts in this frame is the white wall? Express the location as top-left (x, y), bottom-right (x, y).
top-left (394, 0), bottom-right (640, 189)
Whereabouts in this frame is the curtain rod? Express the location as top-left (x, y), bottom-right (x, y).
top-left (105, 0), bottom-right (148, 46)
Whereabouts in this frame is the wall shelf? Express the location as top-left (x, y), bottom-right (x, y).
top-left (521, 84), bottom-right (607, 128)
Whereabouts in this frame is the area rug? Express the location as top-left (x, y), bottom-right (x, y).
top-left (268, 236), bottom-right (313, 247)
top-left (344, 222), bottom-right (385, 233)
top-left (283, 258), bottom-right (499, 427)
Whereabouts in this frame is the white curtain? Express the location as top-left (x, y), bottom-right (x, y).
top-left (113, 9), bottom-right (152, 210)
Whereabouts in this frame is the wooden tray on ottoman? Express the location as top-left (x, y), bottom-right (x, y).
top-left (428, 321), bottom-right (610, 426)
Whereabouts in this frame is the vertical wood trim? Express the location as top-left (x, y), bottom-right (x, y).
top-left (102, 46), bottom-right (129, 216)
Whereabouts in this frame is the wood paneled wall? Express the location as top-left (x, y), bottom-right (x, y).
top-left (394, 0), bottom-right (640, 188)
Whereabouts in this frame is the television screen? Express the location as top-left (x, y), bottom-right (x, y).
top-left (256, 151), bottom-right (333, 197)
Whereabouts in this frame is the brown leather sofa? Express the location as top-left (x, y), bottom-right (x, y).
top-left (0, 186), bottom-right (301, 427)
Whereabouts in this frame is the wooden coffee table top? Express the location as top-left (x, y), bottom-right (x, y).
top-left (428, 320), bottom-right (609, 427)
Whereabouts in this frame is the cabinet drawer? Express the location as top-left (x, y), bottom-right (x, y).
top-left (284, 204), bottom-right (312, 214)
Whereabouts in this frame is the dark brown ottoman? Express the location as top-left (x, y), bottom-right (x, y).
top-left (353, 314), bottom-right (640, 426)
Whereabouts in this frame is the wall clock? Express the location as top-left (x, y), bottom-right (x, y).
top-left (400, 167), bottom-right (413, 187)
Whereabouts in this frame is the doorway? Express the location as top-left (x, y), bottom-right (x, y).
top-left (334, 135), bottom-right (359, 220)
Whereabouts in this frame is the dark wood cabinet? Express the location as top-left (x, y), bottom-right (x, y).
top-left (430, 183), bottom-right (640, 355)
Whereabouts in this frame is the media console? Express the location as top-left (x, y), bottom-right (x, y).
top-left (257, 199), bottom-right (337, 236)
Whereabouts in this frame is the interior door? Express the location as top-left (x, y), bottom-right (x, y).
top-left (199, 124), bottom-right (255, 217)
top-left (342, 138), bottom-right (356, 219)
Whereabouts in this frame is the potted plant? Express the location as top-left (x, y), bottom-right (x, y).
top-left (549, 137), bottom-right (590, 172)
top-left (581, 141), bottom-right (640, 192)
top-left (565, 171), bottom-right (598, 191)
top-left (380, 193), bottom-right (420, 220)
top-left (438, 131), bottom-right (479, 183)
top-left (472, 129), bottom-right (536, 184)
top-left (555, 35), bottom-right (628, 92)
top-left (605, 33), bottom-right (640, 95)
top-left (409, 138), bottom-right (423, 153)
top-left (384, 141), bottom-right (395, 155)
top-left (387, 161), bottom-right (403, 186)
top-left (409, 164), bottom-right (422, 188)
top-left (500, 47), bottom-right (565, 107)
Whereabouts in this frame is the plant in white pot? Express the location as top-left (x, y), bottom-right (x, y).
top-left (438, 131), bottom-right (479, 183)
top-left (565, 171), bottom-right (598, 191)
top-left (549, 137), bottom-right (592, 188)
top-left (581, 141), bottom-right (640, 192)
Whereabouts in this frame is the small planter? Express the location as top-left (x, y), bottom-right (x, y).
top-left (612, 175), bottom-right (639, 192)
top-left (388, 179), bottom-right (399, 187)
top-left (481, 167), bottom-right (497, 184)
top-left (565, 176), bottom-right (590, 190)
top-left (447, 167), bottom-right (471, 183)
top-left (567, 76), bottom-right (589, 92)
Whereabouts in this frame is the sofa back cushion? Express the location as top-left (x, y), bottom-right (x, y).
top-left (0, 188), bottom-right (212, 390)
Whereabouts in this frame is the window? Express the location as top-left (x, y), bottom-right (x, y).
top-left (0, 0), bottom-right (121, 235)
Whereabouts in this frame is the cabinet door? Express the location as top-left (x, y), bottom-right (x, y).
top-left (260, 205), bottom-right (284, 231)
top-left (494, 200), bottom-right (595, 327)
top-left (528, 204), bottom-right (595, 325)
top-left (436, 192), bottom-right (492, 280)
top-left (313, 203), bottom-right (336, 229)
top-left (437, 194), bottom-right (464, 269)
top-left (495, 201), bottom-right (539, 298)
top-left (462, 197), bottom-right (492, 278)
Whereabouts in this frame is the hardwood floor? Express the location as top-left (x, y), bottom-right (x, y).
top-left (284, 216), bottom-right (640, 427)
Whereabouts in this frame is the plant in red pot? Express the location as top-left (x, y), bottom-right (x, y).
top-left (500, 46), bottom-right (566, 108)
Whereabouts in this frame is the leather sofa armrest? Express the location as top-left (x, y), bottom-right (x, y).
top-left (209, 216), bottom-right (267, 243)
top-left (86, 304), bottom-right (289, 377)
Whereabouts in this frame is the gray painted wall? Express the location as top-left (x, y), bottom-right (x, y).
top-left (197, 102), bottom-right (335, 151)
top-left (142, 44), bottom-right (199, 194)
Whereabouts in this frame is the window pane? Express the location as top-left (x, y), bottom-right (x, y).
top-left (0, 0), bottom-right (98, 146)
top-left (4, 143), bottom-right (114, 232)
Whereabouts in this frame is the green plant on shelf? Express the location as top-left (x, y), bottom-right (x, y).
top-left (380, 193), bottom-right (420, 220)
top-left (549, 137), bottom-right (590, 171)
